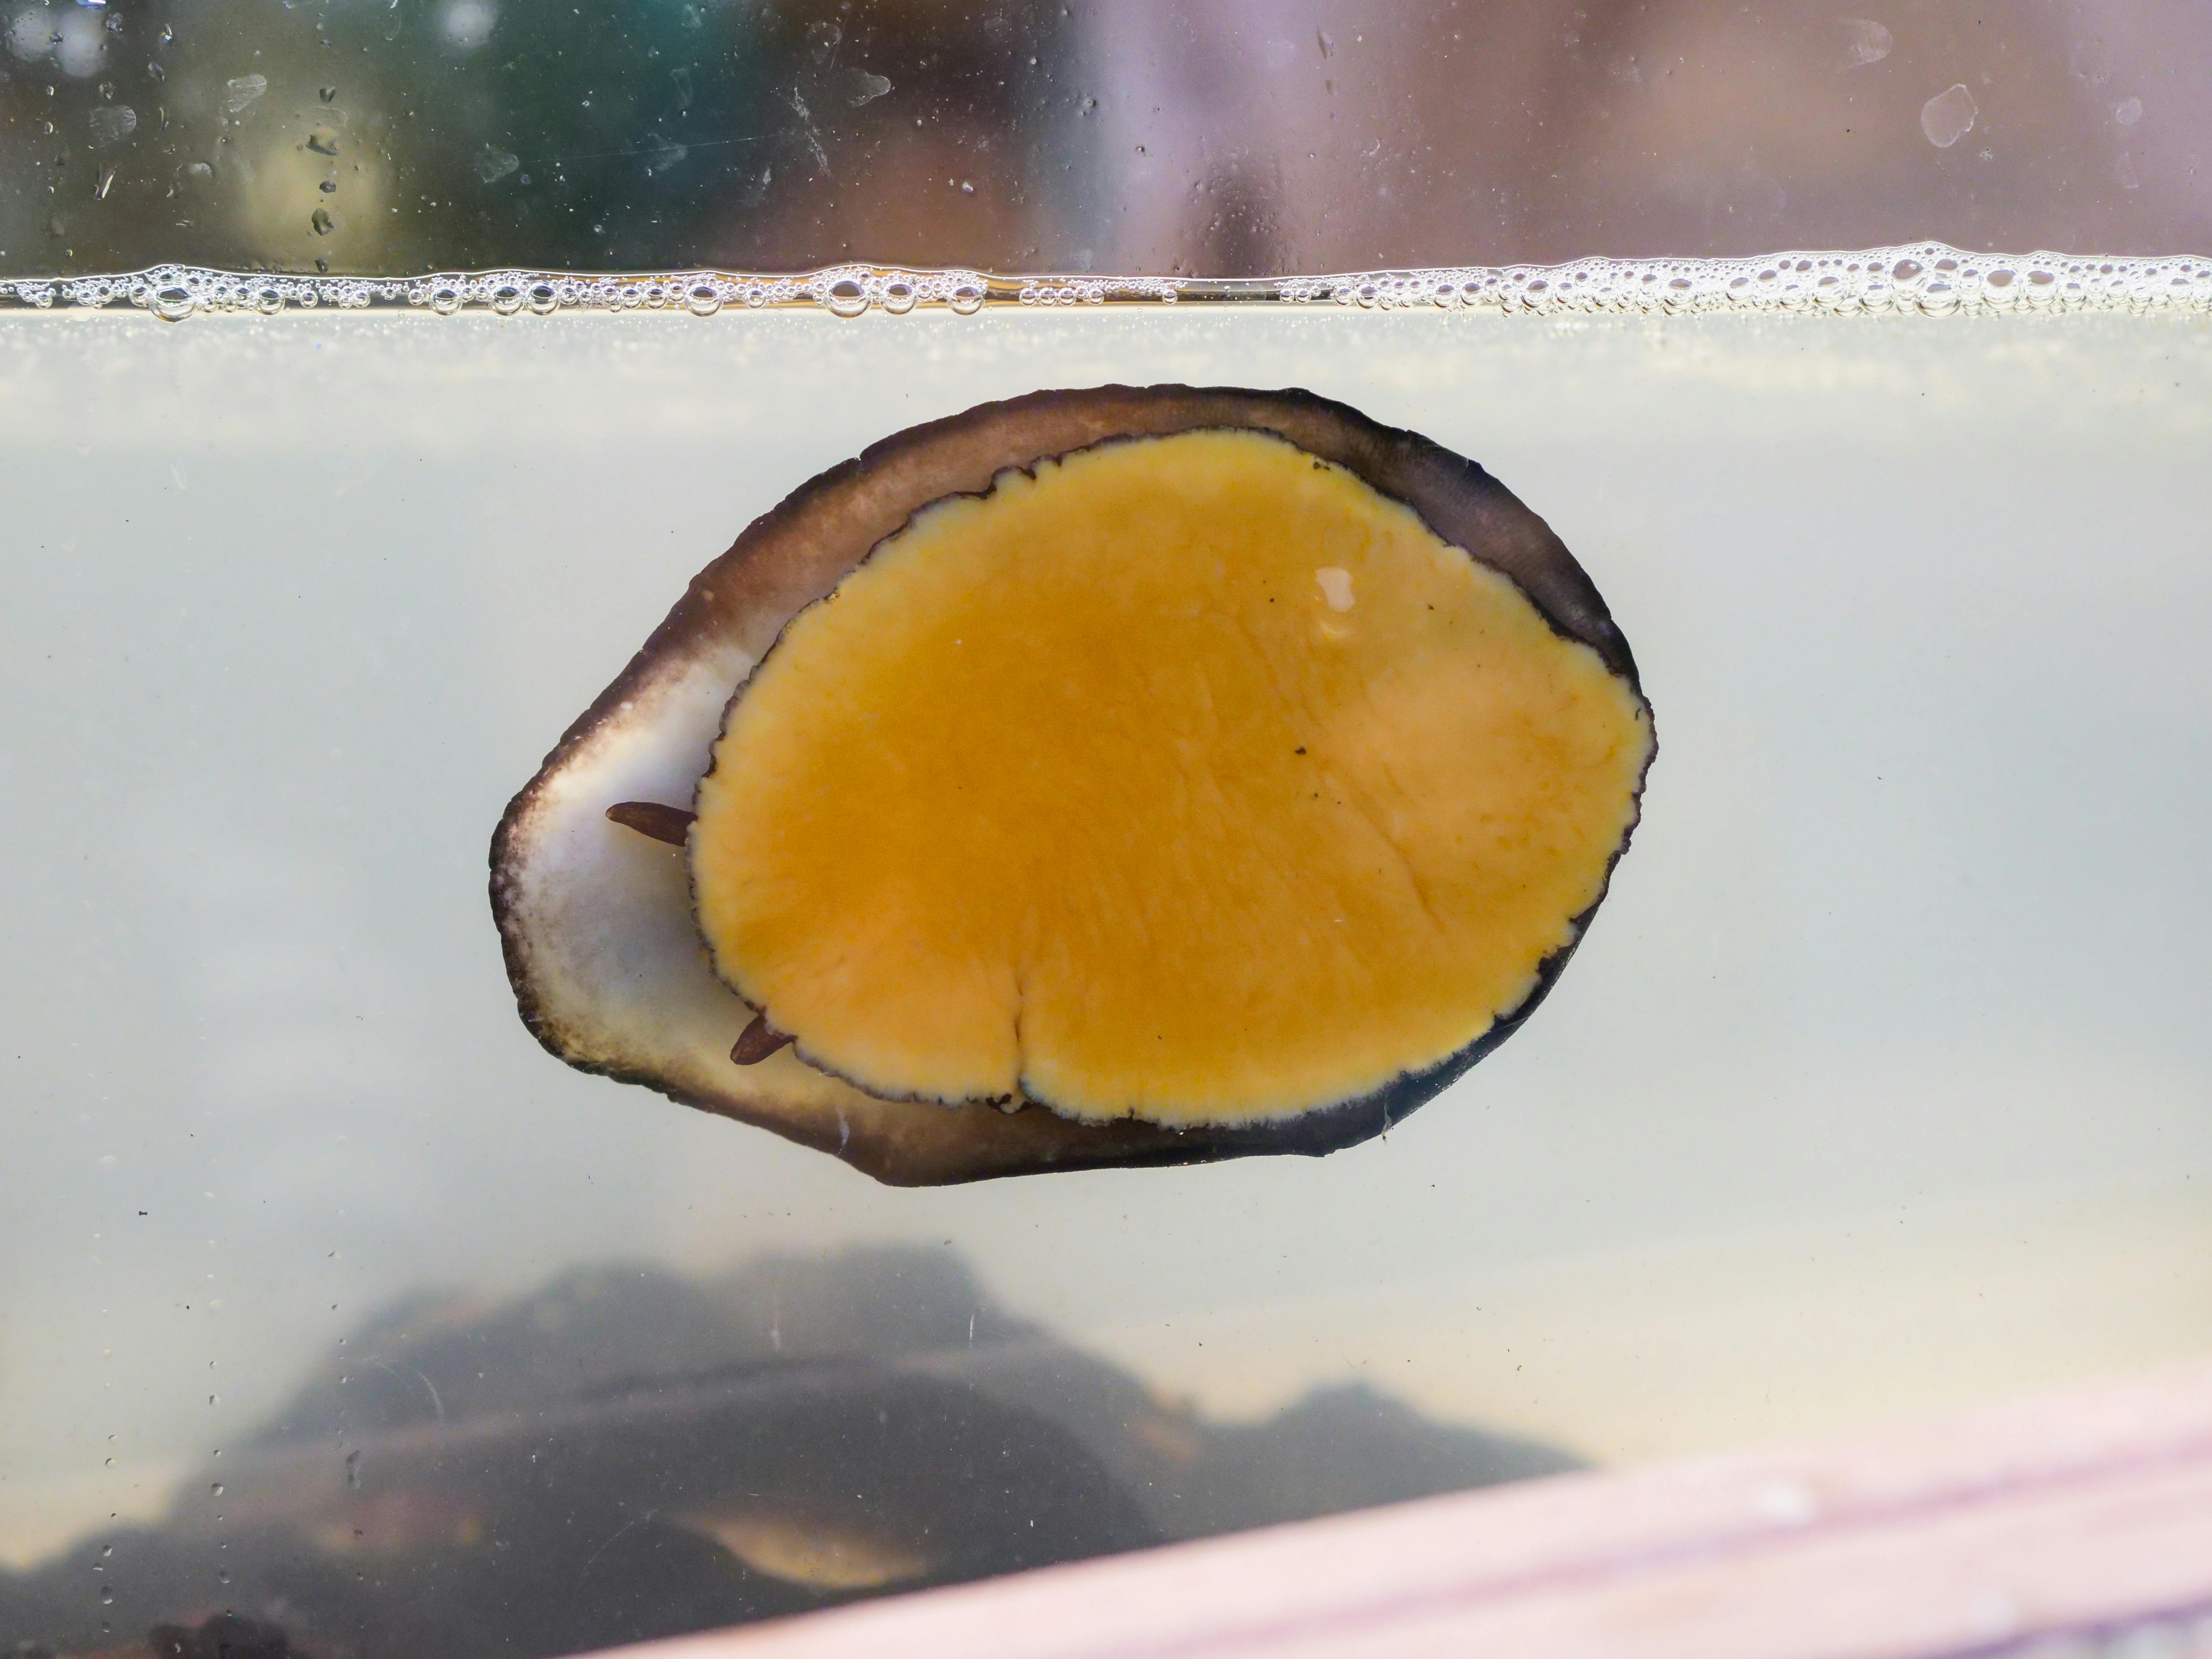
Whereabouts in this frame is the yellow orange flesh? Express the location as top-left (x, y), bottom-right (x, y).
top-left (692, 430), bottom-right (1651, 1127)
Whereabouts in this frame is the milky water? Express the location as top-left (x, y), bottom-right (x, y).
top-left (2, 280), bottom-right (2210, 1618)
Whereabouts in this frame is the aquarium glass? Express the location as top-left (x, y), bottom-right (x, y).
top-left (3, 3), bottom-right (2210, 1656)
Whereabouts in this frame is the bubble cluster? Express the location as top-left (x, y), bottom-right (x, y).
top-left (1277, 245), bottom-right (2212, 316)
top-left (2, 244), bottom-right (2207, 322)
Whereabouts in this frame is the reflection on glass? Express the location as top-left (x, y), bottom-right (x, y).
top-left (2, 0), bottom-right (2207, 279)
top-left (1, 1247), bottom-right (1571, 1656)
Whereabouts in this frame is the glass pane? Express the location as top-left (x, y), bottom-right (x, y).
top-left (3, 5), bottom-right (2208, 1658)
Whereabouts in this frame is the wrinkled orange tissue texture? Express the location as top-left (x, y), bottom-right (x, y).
top-left (692, 430), bottom-right (1650, 1127)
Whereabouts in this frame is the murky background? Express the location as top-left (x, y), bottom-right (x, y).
top-left (3, 0), bottom-right (2209, 280)
top-left (2, 302), bottom-right (2209, 1653)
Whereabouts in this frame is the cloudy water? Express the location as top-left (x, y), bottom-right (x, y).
top-left (2, 283), bottom-right (2210, 1652)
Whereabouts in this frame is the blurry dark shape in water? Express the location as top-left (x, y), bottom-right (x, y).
top-left (0, 1248), bottom-right (1577, 1659)
top-left (147, 1613), bottom-right (300, 1659)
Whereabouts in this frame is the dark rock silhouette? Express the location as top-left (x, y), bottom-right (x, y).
top-left (1, 1248), bottom-right (1577, 1659)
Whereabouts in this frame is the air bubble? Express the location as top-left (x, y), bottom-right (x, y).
top-left (882, 280), bottom-right (916, 315)
top-left (150, 284), bottom-right (192, 321)
top-left (949, 283), bottom-right (985, 315)
top-left (491, 283), bottom-right (523, 315)
top-left (686, 282), bottom-right (722, 317)
top-left (428, 285), bottom-right (461, 315)
top-left (528, 281), bottom-right (557, 315)
top-left (825, 277), bottom-right (868, 318)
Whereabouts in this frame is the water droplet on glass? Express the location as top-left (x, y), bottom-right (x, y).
top-left (210, 1482), bottom-right (224, 1496)
top-left (99, 1586), bottom-right (114, 1605)
top-left (320, 85), bottom-right (337, 103)
top-left (686, 282), bottom-right (722, 317)
top-left (217, 1568), bottom-right (230, 1585)
top-left (319, 177), bottom-right (337, 193)
top-left (1920, 83), bottom-right (1977, 148)
top-left (958, 179), bottom-right (975, 195)
top-left (306, 126), bottom-right (339, 156)
top-left (221, 73), bottom-right (267, 116)
top-left (88, 104), bottom-right (135, 145)
top-left (2115, 96), bottom-right (2143, 126)
top-left (310, 205), bottom-right (335, 235)
top-left (882, 280), bottom-right (916, 315)
top-left (1837, 18), bottom-right (1892, 69)
top-left (825, 277), bottom-right (867, 317)
top-left (473, 146), bottom-right (519, 184)
top-left (949, 283), bottom-right (985, 315)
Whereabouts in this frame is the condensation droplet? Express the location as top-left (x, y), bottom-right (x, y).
top-left (221, 73), bottom-right (267, 115)
top-left (1837, 18), bottom-right (1892, 69)
top-left (1920, 83), bottom-right (1977, 148)
top-left (88, 103), bottom-right (135, 145)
